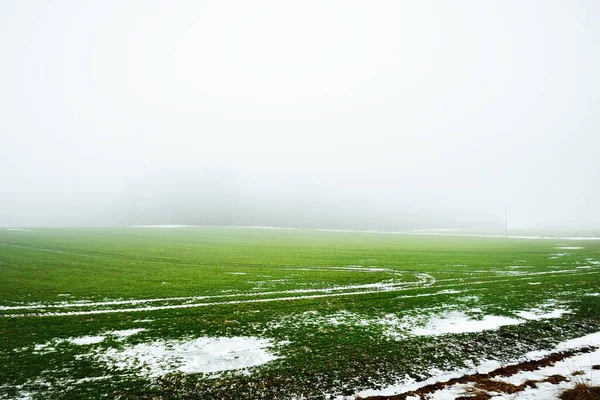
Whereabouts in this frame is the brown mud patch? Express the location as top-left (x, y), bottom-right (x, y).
top-left (359, 346), bottom-right (597, 400)
top-left (560, 383), bottom-right (600, 400)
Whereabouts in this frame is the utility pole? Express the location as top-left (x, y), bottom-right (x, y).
top-left (504, 202), bottom-right (508, 238)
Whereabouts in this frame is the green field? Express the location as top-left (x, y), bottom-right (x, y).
top-left (1, 227), bottom-right (599, 399)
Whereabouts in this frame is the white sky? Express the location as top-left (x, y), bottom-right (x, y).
top-left (1, 1), bottom-right (599, 228)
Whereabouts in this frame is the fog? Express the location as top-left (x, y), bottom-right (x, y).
top-left (1, 1), bottom-right (599, 229)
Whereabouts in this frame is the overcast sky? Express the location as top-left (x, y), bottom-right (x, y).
top-left (1, 1), bottom-right (599, 229)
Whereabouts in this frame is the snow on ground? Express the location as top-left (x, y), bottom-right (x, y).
top-left (427, 384), bottom-right (475, 399)
top-left (342, 358), bottom-right (507, 400)
top-left (1, 290), bottom-right (418, 318)
top-left (283, 266), bottom-right (402, 275)
top-left (130, 225), bottom-right (196, 228)
top-left (268, 302), bottom-right (570, 341)
top-left (111, 329), bottom-right (146, 338)
top-left (398, 231), bottom-right (600, 240)
top-left (412, 311), bottom-right (522, 336)
top-left (397, 289), bottom-right (463, 299)
top-left (515, 308), bottom-right (570, 321)
top-left (68, 336), bottom-right (105, 345)
top-left (428, 338), bottom-right (600, 399)
top-left (342, 332), bottom-right (600, 400)
top-left (13, 334), bottom-right (281, 393)
top-left (549, 253), bottom-right (567, 259)
top-left (492, 269), bottom-right (594, 278)
top-left (232, 226), bottom-right (600, 240)
top-left (2, 262), bottom-right (592, 318)
top-left (496, 348), bottom-right (600, 387)
top-left (409, 301), bottom-right (568, 336)
top-left (95, 336), bottom-right (280, 377)
top-left (0, 267), bottom-right (419, 312)
top-left (33, 329), bottom-right (146, 353)
top-left (0, 273), bottom-right (438, 317)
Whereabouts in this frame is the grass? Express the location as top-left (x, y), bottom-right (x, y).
top-left (560, 383), bottom-right (600, 400)
top-left (0, 227), bottom-right (599, 399)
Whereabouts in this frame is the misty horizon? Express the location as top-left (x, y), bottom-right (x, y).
top-left (2, 1), bottom-right (599, 229)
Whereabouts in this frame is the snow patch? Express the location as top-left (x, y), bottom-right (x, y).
top-left (269, 303), bottom-right (570, 341)
top-left (496, 348), bottom-right (600, 387)
top-left (549, 253), bottom-right (567, 259)
top-left (32, 329), bottom-right (145, 353)
top-left (515, 308), bottom-right (570, 321)
top-left (111, 329), bottom-right (146, 338)
top-left (95, 336), bottom-right (280, 377)
top-left (68, 336), bottom-right (105, 345)
top-left (131, 225), bottom-right (196, 228)
top-left (412, 311), bottom-right (522, 336)
top-left (340, 331), bottom-right (600, 399)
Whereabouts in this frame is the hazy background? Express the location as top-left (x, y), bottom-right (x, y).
top-left (1, 1), bottom-right (599, 229)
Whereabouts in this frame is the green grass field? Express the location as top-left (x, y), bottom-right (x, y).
top-left (1, 227), bottom-right (599, 399)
